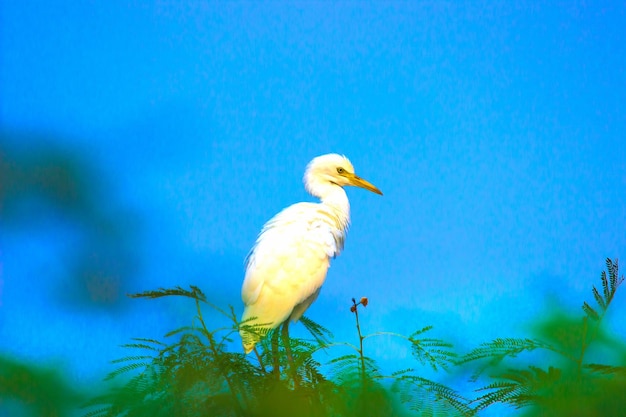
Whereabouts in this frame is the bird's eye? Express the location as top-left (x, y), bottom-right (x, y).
top-left (337, 167), bottom-right (346, 174)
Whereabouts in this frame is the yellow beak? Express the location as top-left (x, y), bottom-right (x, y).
top-left (347, 174), bottom-right (383, 196)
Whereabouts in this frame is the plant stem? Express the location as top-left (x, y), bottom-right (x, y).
top-left (253, 347), bottom-right (266, 373)
top-left (194, 297), bottom-right (245, 414)
top-left (271, 329), bottom-right (280, 379)
top-left (282, 322), bottom-right (301, 389)
top-left (352, 298), bottom-right (366, 384)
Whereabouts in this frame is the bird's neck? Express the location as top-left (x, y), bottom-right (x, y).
top-left (318, 186), bottom-right (351, 225)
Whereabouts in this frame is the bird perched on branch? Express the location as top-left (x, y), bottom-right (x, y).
top-left (239, 153), bottom-right (382, 355)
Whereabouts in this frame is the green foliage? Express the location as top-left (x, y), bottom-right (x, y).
top-left (460, 258), bottom-right (626, 416)
top-left (0, 354), bottom-right (82, 417)
top-left (1, 135), bottom-right (141, 309)
top-left (8, 258), bottom-right (622, 417)
top-left (408, 326), bottom-right (458, 371)
top-left (582, 257), bottom-right (623, 322)
top-left (459, 338), bottom-right (551, 382)
top-left (391, 373), bottom-right (476, 416)
top-left (472, 366), bottom-right (561, 410)
top-left (82, 287), bottom-right (471, 417)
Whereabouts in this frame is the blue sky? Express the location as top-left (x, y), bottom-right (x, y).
top-left (2, 0), bottom-right (626, 410)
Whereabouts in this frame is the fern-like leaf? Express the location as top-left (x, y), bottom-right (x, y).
top-left (409, 326), bottom-right (457, 371)
top-left (127, 285), bottom-right (206, 302)
top-left (119, 343), bottom-right (161, 351)
top-left (607, 258), bottom-right (616, 290)
top-left (459, 338), bottom-right (552, 381)
top-left (460, 338), bottom-right (546, 364)
top-left (610, 259), bottom-right (624, 296)
top-left (392, 374), bottom-right (475, 416)
top-left (474, 366), bottom-right (561, 410)
top-left (103, 362), bottom-right (152, 381)
top-left (110, 355), bottom-right (154, 364)
top-left (582, 258), bottom-right (623, 320)
top-left (411, 325), bottom-right (434, 337)
top-left (601, 269), bottom-right (610, 303)
top-left (299, 315), bottom-right (333, 344)
top-left (474, 380), bottom-right (524, 410)
top-left (328, 354), bottom-right (382, 384)
top-left (592, 286), bottom-right (606, 311)
top-left (123, 338), bottom-right (165, 347)
top-left (582, 302), bottom-right (600, 321)
top-left (586, 363), bottom-right (626, 376)
top-left (391, 368), bottom-right (415, 377)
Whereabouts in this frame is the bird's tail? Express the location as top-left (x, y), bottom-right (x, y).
top-left (240, 304), bottom-right (291, 354)
top-left (239, 313), bottom-right (273, 354)
top-left (239, 327), bottom-right (259, 355)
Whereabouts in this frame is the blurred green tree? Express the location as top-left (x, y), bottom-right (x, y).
top-left (0, 354), bottom-right (83, 417)
top-left (1, 131), bottom-right (140, 309)
top-left (459, 258), bottom-right (626, 416)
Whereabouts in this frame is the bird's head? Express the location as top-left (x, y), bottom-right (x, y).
top-left (304, 154), bottom-right (383, 197)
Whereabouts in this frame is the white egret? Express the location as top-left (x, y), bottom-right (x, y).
top-left (239, 153), bottom-right (382, 355)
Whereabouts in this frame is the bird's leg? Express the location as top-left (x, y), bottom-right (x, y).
top-left (271, 329), bottom-right (280, 379)
top-left (253, 346), bottom-right (266, 374)
top-left (281, 321), bottom-right (300, 388)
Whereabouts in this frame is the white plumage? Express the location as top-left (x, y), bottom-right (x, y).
top-left (240, 154), bottom-right (382, 354)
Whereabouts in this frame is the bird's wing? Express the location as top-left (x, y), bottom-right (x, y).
top-left (241, 202), bottom-right (344, 309)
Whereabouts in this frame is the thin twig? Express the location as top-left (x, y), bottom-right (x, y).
top-left (282, 322), bottom-right (301, 389)
top-left (271, 329), bottom-right (280, 379)
top-left (352, 298), bottom-right (366, 384)
top-left (194, 297), bottom-right (246, 413)
top-left (253, 347), bottom-right (266, 373)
